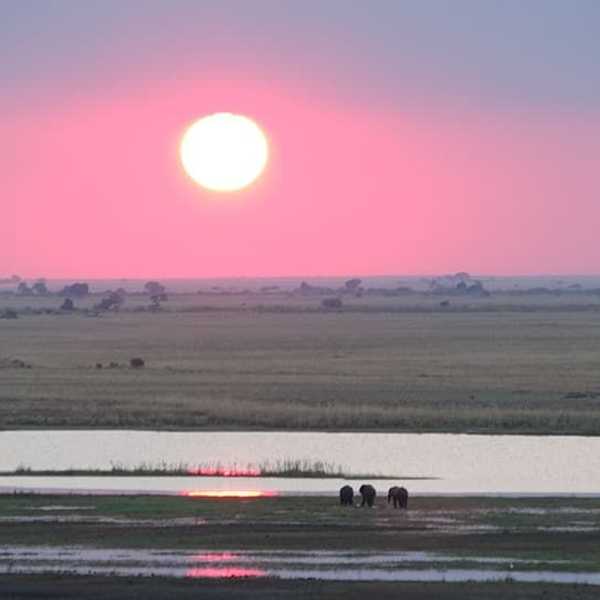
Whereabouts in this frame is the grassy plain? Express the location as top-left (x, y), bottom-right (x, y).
top-left (1, 292), bottom-right (600, 433)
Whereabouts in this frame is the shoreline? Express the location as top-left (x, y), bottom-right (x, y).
top-left (1, 426), bottom-right (599, 436)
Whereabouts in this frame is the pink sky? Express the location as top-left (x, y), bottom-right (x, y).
top-left (4, 65), bottom-right (600, 278)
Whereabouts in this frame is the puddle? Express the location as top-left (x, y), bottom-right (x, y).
top-left (437, 525), bottom-right (502, 534)
top-left (0, 546), bottom-right (586, 584)
top-left (507, 507), bottom-right (600, 515)
top-left (233, 568), bottom-right (600, 584)
top-left (0, 516), bottom-right (208, 527)
top-left (538, 526), bottom-right (599, 532)
top-left (1, 563), bottom-right (598, 585)
top-left (24, 505), bottom-right (96, 511)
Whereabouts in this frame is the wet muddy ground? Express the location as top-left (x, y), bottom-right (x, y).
top-left (1, 494), bottom-right (599, 596)
top-left (2, 576), bottom-right (599, 600)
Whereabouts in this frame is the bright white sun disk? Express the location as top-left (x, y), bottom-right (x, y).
top-left (180, 113), bottom-right (268, 192)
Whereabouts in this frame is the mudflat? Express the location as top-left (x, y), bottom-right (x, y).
top-left (1, 494), bottom-right (599, 597)
top-left (0, 494), bottom-right (598, 555)
top-left (1, 577), bottom-right (598, 600)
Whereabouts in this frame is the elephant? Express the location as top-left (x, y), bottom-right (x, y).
top-left (359, 484), bottom-right (376, 507)
top-left (387, 486), bottom-right (408, 509)
top-left (339, 485), bottom-right (354, 506)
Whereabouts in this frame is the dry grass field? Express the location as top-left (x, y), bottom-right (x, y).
top-left (1, 290), bottom-right (600, 433)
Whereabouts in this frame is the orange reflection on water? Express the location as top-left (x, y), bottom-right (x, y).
top-left (186, 567), bottom-right (266, 579)
top-left (181, 490), bottom-right (278, 498)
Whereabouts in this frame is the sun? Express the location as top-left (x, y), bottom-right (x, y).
top-left (180, 113), bottom-right (269, 192)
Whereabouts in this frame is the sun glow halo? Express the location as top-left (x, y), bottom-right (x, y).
top-left (180, 113), bottom-right (268, 192)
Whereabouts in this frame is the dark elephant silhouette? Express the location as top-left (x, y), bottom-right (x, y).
top-left (339, 485), bottom-right (354, 506)
top-left (387, 486), bottom-right (408, 509)
top-left (359, 484), bottom-right (376, 507)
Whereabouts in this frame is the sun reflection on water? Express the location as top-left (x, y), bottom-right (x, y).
top-left (186, 567), bottom-right (266, 578)
top-left (181, 490), bottom-right (278, 498)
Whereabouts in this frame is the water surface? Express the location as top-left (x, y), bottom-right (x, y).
top-left (0, 546), bottom-right (598, 584)
top-left (1, 430), bottom-right (599, 495)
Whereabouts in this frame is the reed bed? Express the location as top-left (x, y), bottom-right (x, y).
top-left (6, 458), bottom-right (397, 479)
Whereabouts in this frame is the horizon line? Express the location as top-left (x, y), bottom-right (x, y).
top-left (5, 273), bottom-right (600, 282)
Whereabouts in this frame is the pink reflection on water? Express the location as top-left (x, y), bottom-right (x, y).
top-left (181, 490), bottom-right (277, 499)
top-left (186, 567), bottom-right (266, 579)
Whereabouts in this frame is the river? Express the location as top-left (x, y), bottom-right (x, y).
top-left (0, 430), bottom-right (598, 495)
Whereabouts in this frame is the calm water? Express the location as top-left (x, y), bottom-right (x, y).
top-left (1, 431), bottom-right (599, 495)
top-left (1, 547), bottom-right (598, 584)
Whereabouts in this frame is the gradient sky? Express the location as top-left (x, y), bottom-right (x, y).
top-left (3, 0), bottom-right (600, 278)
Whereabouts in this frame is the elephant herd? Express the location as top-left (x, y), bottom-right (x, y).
top-left (339, 484), bottom-right (409, 509)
